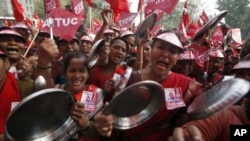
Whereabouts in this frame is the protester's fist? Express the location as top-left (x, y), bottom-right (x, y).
top-left (38, 38), bottom-right (59, 59)
top-left (94, 102), bottom-right (113, 137)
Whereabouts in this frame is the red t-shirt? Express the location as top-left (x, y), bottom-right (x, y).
top-left (122, 72), bottom-right (201, 141)
top-left (0, 72), bottom-right (20, 133)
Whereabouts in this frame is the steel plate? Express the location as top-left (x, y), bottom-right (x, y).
top-left (108, 80), bottom-right (164, 130)
top-left (192, 10), bottom-right (227, 43)
top-left (5, 88), bottom-right (76, 141)
top-left (187, 78), bottom-right (250, 119)
top-left (135, 13), bottom-right (157, 39)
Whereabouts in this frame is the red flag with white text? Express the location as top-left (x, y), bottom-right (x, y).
top-left (152, 0), bottom-right (179, 15)
top-left (44, 0), bottom-right (61, 15)
top-left (115, 12), bottom-right (137, 28)
top-left (71, 0), bottom-right (86, 18)
top-left (41, 8), bottom-right (83, 41)
top-left (186, 22), bottom-right (200, 38)
top-left (11, 0), bottom-right (25, 22)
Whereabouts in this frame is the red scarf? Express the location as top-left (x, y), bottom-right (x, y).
top-left (0, 72), bottom-right (20, 133)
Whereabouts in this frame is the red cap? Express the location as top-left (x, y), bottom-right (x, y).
top-left (80, 35), bottom-right (93, 43)
top-left (111, 26), bottom-right (120, 32)
top-left (208, 48), bottom-right (224, 58)
top-left (120, 30), bottom-right (134, 37)
top-left (104, 28), bottom-right (115, 34)
top-left (153, 32), bottom-right (183, 50)
top-left (178, 50), bottom-right (195, 60)
top-left (0, 29), bottom-right (25, 42)
top-left (14, 22), bottom-right (29, 29)
top-left (233, 60), bottom-right (250, 70)
top-left (59, 36), bottom-right (79, 43)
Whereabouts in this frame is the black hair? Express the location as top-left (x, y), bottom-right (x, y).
top-left (110, 37), bottom-right (129, 53)
top-left (63, 51), bottom-right (89, 73)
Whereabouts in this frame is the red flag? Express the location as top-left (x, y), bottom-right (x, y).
top-left (211, 26), bottom-right (224, 42)
top-left (231, 28), bottom-right (242, 44)
top-left (179, 19), bottom-right (189, 42)
top-left (105, 0), bottom-right (130, 23)
top-left (25, 18), bottom-right (33, 27)
top-left (85, 0), bottom-right (92, 5)
top-left (137, 0), bottom-right (145, 12)
top-left (152, 0), bottom-right (179, 15)
top-left (3, 18), bottom-right (13, 27)
top-left (92, 18), bottom-right (102, 32)
top-left (200, 10), bottom-right (209, 23)
top-left (150, 24), bottom-right (163, 36)
top-left (44, 0), bottom-right (61, 15)
top-left (33, 12), bottom-right (39, 19)
top-left (71, 0), bottom-right (86, 18)
top-left (41, 8), bottom-right (83, 41)
top-left (182, 0), bottom-right (190, 26)
top-left (144, 1), bottom-right (155, 16)
top-left (115, 12), bottom-right (137, 28)
top-left (11, 0), bottom-right (25, 22)
top-left (186, 22), bottom-right (200, 38)
top-left (197, 18), bottom-right (203, 27)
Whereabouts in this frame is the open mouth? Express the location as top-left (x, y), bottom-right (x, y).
top-left (156, 61), bottom-right (168, 69)
top-left (6, 48), bottom-right (19, 55)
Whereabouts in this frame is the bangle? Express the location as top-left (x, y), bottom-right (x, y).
top-left (82, 120), bottom-right (90, 131)
top-left (37, 64), bottom-right (51, 70)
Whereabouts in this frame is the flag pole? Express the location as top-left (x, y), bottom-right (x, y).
top-left (89, 6), bottom-right (92, 32)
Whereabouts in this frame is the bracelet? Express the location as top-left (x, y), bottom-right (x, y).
top-left (37, 64), bottom-right (51, 70)
top-left (82, 120), bottom-right (90, 131)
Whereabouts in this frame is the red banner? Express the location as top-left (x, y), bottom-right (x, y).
top-left (152, 0), bottom-right (179, 15)
top-left (71, 0), bottom-right (86, 18)
top-left (44, 0), bottom-right (60, 15)
top-left (41, 8), bottom-right (83, 41)
top-left (211, 26), bottom-right (224, 42)
top-left (115, 12), bottom-right (137, 28)
top-left (186, 22), bottom-right (200, 38)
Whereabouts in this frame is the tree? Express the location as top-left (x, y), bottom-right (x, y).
top-left (217, 0), bottom-right (250, 39)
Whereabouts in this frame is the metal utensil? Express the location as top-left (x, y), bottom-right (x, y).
top-left (4, 88), bottom-right (77, 141)
top-left (108, 80), bottom-right (165, 130)
top-left (135, 13), bottom-right (157, 39)
top-left (87, 39), bottom-right (105, 69)
top-left (34, 75), bottom-right (47, 90)
top-left (192, 10), bottom-right (228, 43)
top-left (187, 78), bottom-right (250, 119)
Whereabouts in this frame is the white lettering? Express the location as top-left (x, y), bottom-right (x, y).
top-left (234, 129), bottom-right (247, 136)
top-left (74, 1), bottom-right (84, 14)
top-left (42, 17), bottom-right (79, 27)
top-left (118, 15), bottom-right (136, 26)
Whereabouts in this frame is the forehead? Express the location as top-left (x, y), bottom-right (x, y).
top-left (68, 57), bottom-right (87, 65)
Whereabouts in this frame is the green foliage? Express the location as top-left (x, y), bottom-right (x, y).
top-left (217, 0), bottom-right (250, 39)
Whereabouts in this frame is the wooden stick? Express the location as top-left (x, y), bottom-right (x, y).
top-left (23, 31), bottom-right (39, 57)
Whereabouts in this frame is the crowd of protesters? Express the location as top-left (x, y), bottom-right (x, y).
top-left (1, 2), bottom-right (250, 141)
